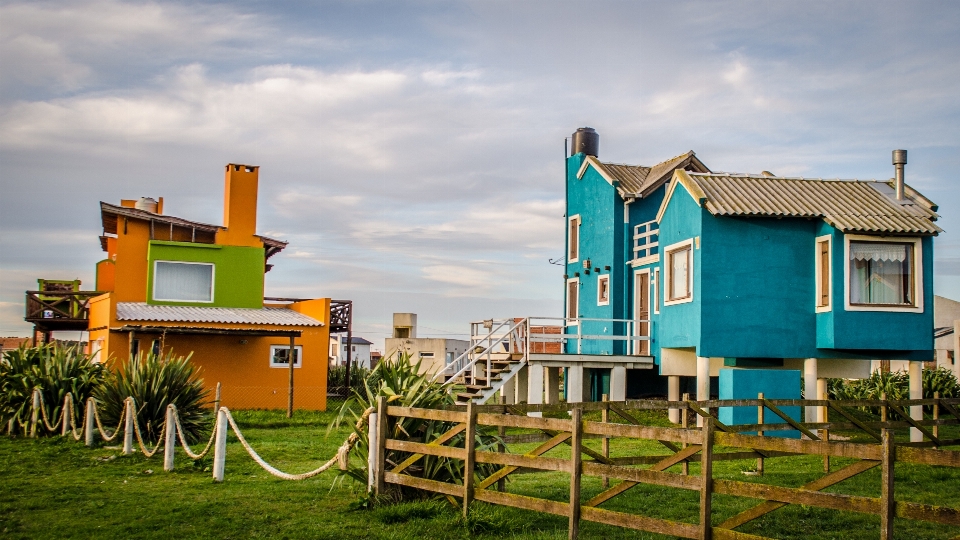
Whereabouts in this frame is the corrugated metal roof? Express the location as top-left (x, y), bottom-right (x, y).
top-left (116, 303), bottom-right (323, 326)
top-left (683, 173), bottom-right (941, 235)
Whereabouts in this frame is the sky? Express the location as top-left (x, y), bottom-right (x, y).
top-left (2, 0), bottom-right (959, 350)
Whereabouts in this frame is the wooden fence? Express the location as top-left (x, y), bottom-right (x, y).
top-left (371, 395), bottom-right (960, 540)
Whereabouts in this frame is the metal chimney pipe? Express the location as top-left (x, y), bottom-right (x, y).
top-left (892, 149), bottom-right (907, 200)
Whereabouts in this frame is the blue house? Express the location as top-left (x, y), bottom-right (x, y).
top-left (527, 128), bottom-right (940, 429)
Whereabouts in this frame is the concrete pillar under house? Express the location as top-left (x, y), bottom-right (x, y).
top-left (668, 375), bottom-right (681, 424)
top-left (515, 365), bottom-right (528, 404)
top-left (696, 357), bottom-right (710, 427)
top-left (567, 365), bottom-right (585, 404)
top-left (610, 366), bottom-right (626, 402)
top-left (909, 361), bottom-right (923, 443)
top-left (804, 358), bottom-right (818, 423)
top-left (546, 367), bottom-right (561, 405)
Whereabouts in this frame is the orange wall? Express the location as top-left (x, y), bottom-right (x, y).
top-left (113, 219), bottom-right (150, 302)
top-left (96, 260), bottom-right (115, 292)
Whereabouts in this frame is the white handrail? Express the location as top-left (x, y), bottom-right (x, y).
top-left (432, 318), bottom-right (527, 385)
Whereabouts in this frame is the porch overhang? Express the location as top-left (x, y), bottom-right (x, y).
top-left (528, 353), bottom-right (654, 370)
top-left (111, 325), bottom-right (302, 338)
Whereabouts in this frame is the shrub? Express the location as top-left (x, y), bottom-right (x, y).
top-left (327, 364), bottom-right (377, 391)
top-left (332, 354), bottom-right (499, 499)
top-left (0, 344), bottom-right (105, 436)
top-left (95, 351), bottom-right (211, 444)
top-left (828, 367), bottom-right (959, 416)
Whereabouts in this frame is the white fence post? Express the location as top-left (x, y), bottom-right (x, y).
top-left (367, 411), bottom-right (378, 493)
top-left (123, 397), bottom-right (134, 455)
top-left (212, 407), bottom-right (228, 482)
top-left (30, 390), bottom-right (40, 438)
top-left (84, 398), bottom-right (95, 447)
top-left (61, 394), bottom-right (72, 437)
top-left (163, 405), bottom-right (176, 472)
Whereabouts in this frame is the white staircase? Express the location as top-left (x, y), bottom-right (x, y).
top-left (433, 318), bottom-right (530, 405)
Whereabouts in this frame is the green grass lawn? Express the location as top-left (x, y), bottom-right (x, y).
top-left (1, 408), bottom-right (958, 539)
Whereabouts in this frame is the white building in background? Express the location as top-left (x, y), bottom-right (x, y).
top-left (330, 336), bottom-right (373, 369)
top-left (384, 313), bottom-right (469, 376)
top-left (934, 295), bottom-right (960, 379)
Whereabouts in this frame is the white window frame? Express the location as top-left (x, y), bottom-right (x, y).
top-left (568, 215), bottom-right (581, 263)
top-left (597, 274), bottom-right (610, 306)
top-left (815, 234), bottom-right (833, 313)
top-left (653, 267), bottom-right (661, 314)
top-left (566, 277), bottom-right (580, 325)
top-left (663, 238), bottom-right (694, 306)
top-left (843, 234), bottom-right (923, 313)
top-left (152, 260), bottom-right (215, 303)
top-left (269, 345), bottom-right (303, 368)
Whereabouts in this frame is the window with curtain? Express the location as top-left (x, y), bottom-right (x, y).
top-left (848, 241), bottom-right (914, 306)
top-left (154, 261), bottom-right (214, 302)
top-left (667, 245), bottom-right (691, 302)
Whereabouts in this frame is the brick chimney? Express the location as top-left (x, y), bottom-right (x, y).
top-left (217, 164), bottom-right (261, 247)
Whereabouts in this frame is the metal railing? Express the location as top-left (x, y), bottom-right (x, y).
top-left (633, 219), bottom-right (659, 260)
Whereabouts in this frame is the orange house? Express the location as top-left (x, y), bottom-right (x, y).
top-left (87, 164), bottom-right (334, 410)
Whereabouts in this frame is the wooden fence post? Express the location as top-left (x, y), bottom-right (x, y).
top-left (463, 402), bottom-right (478, 518)
top-left (30, 390), bottom-right (40, 438)
top-left (212, 407), bottom-right (228, 482)
top-left (681, 392), bottom-right (690, 476)
top-left (756, 392), bottom-right (764, 476)
top-left (822, 394), bottom-right (830, 472)
top-left (123, 397), bottom-right (134, 455)
top-left (699, 417), bottom-right (714, 540)
top-left (568, 407), bottom-right (583, 540)
top-left (880, 428), bottom-right (895, 540)
top-left (933, 391), bottom-right (940, 447)
top-left (84, 398), bottom-right (95, 447)
top-left (880, 392), bottom-right (888, 424)
top-left (163, 405), bottom-right (176, 472)
top-left (374, 396), bottom-right (388, 496)
top-left (367, 411), bottom-right (378, 493)
top-left (61, 394), bottom-right (72, 437)
top-left (601, 394), bottom-right (609, 488)
top-left (497, 395), bottom-right (506, 492)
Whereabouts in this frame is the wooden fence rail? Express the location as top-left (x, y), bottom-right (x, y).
top-left (371, 396), bottom-right (960, 540)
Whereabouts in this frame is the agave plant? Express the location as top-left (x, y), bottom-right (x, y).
top-left (95, 350), bottom-right (211, 444)
top-left (0, 344), bottom-right (105, 436)
top-left (332, 354), bottom-right (500, 498)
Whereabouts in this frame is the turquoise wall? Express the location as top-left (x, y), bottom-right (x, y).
top-left (147, 241), bottom-right (265, 309)
top-left (718, 368), bottom-right (801, 438)
top-left (656, 184), bottom-right (703, 351)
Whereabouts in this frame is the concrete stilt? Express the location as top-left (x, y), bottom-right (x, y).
top-left (567, 365), bottom-right (585, 403)
top-left (668, 375), bottom-right (681, 424)
top-left (909, 361), bottom-right (923, 443)
top-left (696, 357), bottom-right (710, 427)
top-left (816, 378), bottom-right (828, 423)
top-left (501, 376), bottom-right (516, 405)
top-left (610, 366), bottom-right (626, 402)
top-left (804, 358), bottom-right (818, 423)
top-left (527, 364), bottom-right (544, 407)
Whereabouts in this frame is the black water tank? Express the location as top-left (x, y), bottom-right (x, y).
top-left (571, 127), bottom-right (599, 157)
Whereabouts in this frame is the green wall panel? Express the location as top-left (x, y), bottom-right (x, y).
top-left (146, 241), bottom-right (264, 308)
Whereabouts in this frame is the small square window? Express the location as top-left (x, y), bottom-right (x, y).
top-left (270, 345), bottom-right (302, 368)
top-left (849, 241), bottom-right (916, 307)
top-left (597, 275), bottom-right (610, 306)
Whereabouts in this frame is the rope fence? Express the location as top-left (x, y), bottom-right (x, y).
top-left (11, 388), bottom-right (373, 483)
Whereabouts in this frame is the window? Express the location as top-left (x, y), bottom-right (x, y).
top-left (846, 239), bottom-right (919, 309)
top-left (153, 261), bottom-right (214, 302)
top-left (151, 339), bottom-right (162, 357)
top-left (419, 352), bottom-right (435, 359)
top-left (568, 215), bottom-right (581, 262)
top-left (130, 339), bottom-right (140, 359)
top-left (269, 345), bottom-right (302, 368)
top-left (815, 235), bottom-right (832, 311)
top-left (597, 275), bottom-right (610, 306)
top-left (664, 240), bottom-right (693, 305)
top-left (566, 277), bottom-right (579, 324)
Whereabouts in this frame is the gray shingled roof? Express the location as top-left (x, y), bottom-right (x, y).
top-left (682, 173), bottom-right (941, 235)
top-left (116, 303), bottom-right (323, 326)
top-left (582, 152), bottom-right (710, 198)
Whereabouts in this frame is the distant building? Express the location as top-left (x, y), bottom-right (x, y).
top-left (934, 295), bottom-right (960, 378)
top-left (330, 336), bottom-right (373, 369)
top-left (384, 313), bottom-right (469, 375)
top-left (0, 337), bottom-right (30, 354)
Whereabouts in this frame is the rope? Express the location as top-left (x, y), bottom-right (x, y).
top-left (172, 405), bottom-right (217, 460)
top-left (221, 406), bottom-right (374, 481)
top-left (93, 400), bottom-right (126, 442)
top-left (34, 392), bottom-right (64, 432)
top-left (130, 402), bottom-right (166, 458)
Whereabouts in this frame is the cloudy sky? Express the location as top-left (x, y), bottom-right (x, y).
top-left (2, 0), bottom-right (959, 348)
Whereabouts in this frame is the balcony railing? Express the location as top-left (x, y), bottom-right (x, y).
top-left (24, 291), bottom-right (100, 330)
top-left (633, 220), bottom-right (659, 261)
